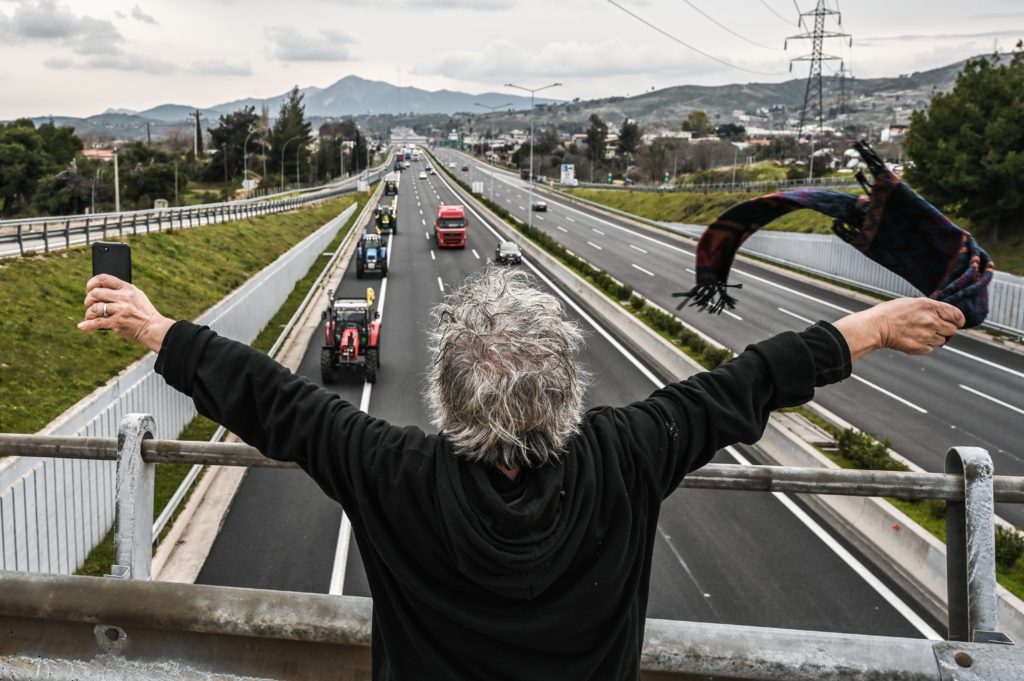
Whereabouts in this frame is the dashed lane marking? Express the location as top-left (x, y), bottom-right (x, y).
top-left (630, 244), bottom-right (648, 254)
top-left (587, 241), bottom-right (603, 250)
top-left (631, 263), bottom-right (655, 277)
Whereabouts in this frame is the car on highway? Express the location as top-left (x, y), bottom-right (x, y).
top-left (531, 200), bottom-right (547, 212)
top-left (494, 240), bottom-right (522, 266)
top-left (448, 162), bottom-right (456, 169)
top-left (419, 171), bottom-right (427, 180)
top-left (428, 168), bottom-right (437, 175)
top-left (461, 165), bottom-right (470, 172)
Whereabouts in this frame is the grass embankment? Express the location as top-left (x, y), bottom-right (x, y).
top-left (438, 155), bottom-right (1024, 601)
top-left (68, 195), bottom-right (363, 577)
top-left (566, 187), bottom-right (1021, 276)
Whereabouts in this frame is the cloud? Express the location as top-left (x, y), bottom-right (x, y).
top-left (859, 29), bottom-right (1024, 45)
top-left (45, 53), bottom-right (177, 75)
top-left (0, 0), bottom-right (124, 55)
top-left (189, 58), bottom-right (252, 76)
top-left (417, 37), bottom-right (764, 82)
top-left (265, 26), bottom-right (354, 62)
top-left (131, 5), bottom-right (157, 25)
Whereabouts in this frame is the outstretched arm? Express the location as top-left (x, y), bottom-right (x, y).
top-left (78, 275), bottom-right (388, 505)
top-left (621, 297), bottom-right (964, 497)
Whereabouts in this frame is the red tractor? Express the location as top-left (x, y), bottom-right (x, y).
top-left (321, 288), bottom-right (381, 384)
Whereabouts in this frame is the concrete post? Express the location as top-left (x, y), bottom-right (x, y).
top-left (110, 414), bottom-right (156, 580)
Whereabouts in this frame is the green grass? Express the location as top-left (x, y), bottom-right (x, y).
top-left (567, 187), bottom-right (853, 234)
top-left (0, 194), bottom-right (361, 434)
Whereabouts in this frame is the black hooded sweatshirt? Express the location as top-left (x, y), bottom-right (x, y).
top-left (155, 319), bottom-right (851, 681)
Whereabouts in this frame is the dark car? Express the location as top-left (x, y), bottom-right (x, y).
top-left (461, 165), bottom-right (470, 172)
top-left (531, 200), bottom-right (547, 212)
top-left (494, 240), bottom-right (522, 265)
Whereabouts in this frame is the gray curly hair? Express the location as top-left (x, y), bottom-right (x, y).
top-left (427, 266), bottom-right (588, 468)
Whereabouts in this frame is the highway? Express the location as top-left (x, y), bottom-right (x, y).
top-left (195, 157), bottom-right (945, 640)
top-left (435, 148), bottom-right (1024, 529)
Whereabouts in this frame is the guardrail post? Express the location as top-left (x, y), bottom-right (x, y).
top-left (101, 215), bottom-right (108, 240)
top-left (42, 220), bottom-right (50, 253)
top-left (110, 413), bottom-right (156, 580)
top-left (945, 446), bottom-right (1007, 643)
top-left (17, 224), bottom-right (23, 256)
top-left (84, 216), bottom-right (91, 245)
top-left (116, 214), bottom-right (124, 238)
top-left (63, 218), bottom-right (71, 250)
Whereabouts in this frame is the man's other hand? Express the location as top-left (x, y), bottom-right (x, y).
top-left (833, 298), bottom-right (965, 362)
top-left (78, 274), bottom-right (173, 353)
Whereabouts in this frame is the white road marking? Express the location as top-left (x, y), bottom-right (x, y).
top-left (437, 276), bottom-right (444, 292)
top-left (851, 375), bottom-right (928, 414)
top-left (425, 232), bottom-right (430, 239)
top-left (631, 263), bottom-right (655, 277)
top-left (943, 346), bottom-right (1024, 381)
top-left (536, 215), bottom-right (544, 220)
top-left (587, 241), bottom-right (603, 250)
top-left (422, 218), bottom-right (426, 226)
top-left (430, 250), bottom-right (435, 261)
top-left (723, 310), bottom-right (743, 321)
top-left (592, 228), bottom-right (605, 236)
top-left (778, 307), bottom-right (815, 325)
top-left (519, 206), bottom-right (526, 211)
top-left (433, 161), bottom-right (941, 639)
top-left (330, 228), bottom-right (395, 596)
top-left (556, 225), bottom-right (568, 233)
top-left (725, 446), bottom-right (942, 641)
top-left (630, 244), bottom-right (648, 254)
top-left (959, 384), bottom-right (1024, 416)
top-left (472, 249), bottom-right (480, 260)
top-left (566, 216), bottom-right (575, 223)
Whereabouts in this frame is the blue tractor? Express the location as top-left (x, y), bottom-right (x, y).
top-left (356, 232), bottom-right (388, 278)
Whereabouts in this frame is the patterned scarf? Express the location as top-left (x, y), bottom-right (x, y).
top-left (674, 142), bottom-right (994, 327)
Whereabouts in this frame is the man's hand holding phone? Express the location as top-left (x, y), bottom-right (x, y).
top-left (78, 274), bottom-right (173, 353)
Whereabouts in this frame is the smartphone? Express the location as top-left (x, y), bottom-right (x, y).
top-left (92, 242), bottom-right (132, 284)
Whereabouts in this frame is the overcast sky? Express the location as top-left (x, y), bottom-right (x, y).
top-left (1, 0), bottom-right (1021, 119)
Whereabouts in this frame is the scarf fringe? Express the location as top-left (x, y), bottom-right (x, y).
top-left (673, 282), bottom-right (742, 314)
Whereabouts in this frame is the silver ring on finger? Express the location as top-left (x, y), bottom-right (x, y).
top-left (103, 303), bottom-right (109, 318)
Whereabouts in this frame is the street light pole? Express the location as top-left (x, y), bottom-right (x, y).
top-left (296, 144), bottom-right (302, 188)
top-left (243, 127), bottom-right (257, 188)
top-left (808, 136), bottom-right (816, 183)
top-left (731, 144), bottom-right (740, 186)
top-left (505, 82), bottom-right (561, 230)
top-left (113, 147), bottom-right (120, 213)
top-left (474, 101), bottom-right (513, 202)
top-left (281, 136), bottom-right (300, 191)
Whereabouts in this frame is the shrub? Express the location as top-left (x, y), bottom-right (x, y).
top-left (996, 525), bottom-right (1024, 570)
top-left (836, 429), bottom-right (907, 471)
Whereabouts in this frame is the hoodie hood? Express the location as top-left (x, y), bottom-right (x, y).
top-left (435, 443), bottom-right (596, 600)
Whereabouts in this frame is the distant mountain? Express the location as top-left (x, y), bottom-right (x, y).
top-left (18, 56), bottom-right (986, 142)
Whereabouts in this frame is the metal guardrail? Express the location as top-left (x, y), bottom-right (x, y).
top-left (571, 176), bottom-right (861, 193)
top-left (0, 163), bottom-right (389, 259)
top-left (0, 416), bottom-right (1021, 678)
top-left (668, 225), bottom-right (1024, 337)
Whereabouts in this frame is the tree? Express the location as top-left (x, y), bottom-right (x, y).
top-left (119, 142), bottom-right (178, 209)
top-left (716, 123), bottom-right (746, 142)
top-left (37, 121), bottom-right (83, 169)
top-left (618, 118), bottom-right (642, 157)
top-left (585, 114), bottom-right (608, 173)
top-left (682, 110), bottom-right (712, 138)
top-left (904, 42), bottom-right (1024, 244)
top-left (270, 86), bottom-right (313, 186)
top-left (0, 119), bottom-right (46, 216)
top-left (205, 106), bottom-right (261, 182)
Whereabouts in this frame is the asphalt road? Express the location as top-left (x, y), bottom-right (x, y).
top-left (436, 148), bottom-right (1024, 529)
top-left (196, 162), bottom-right (944, 640)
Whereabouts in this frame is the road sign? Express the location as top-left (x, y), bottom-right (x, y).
top-left (560, 164), bottom-right (576, 186)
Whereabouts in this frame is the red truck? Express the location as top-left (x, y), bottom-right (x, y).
top-left (435, 204), bottom-right (468, 248)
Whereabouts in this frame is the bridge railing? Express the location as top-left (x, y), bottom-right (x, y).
top-left (0, 415), bottom-right (1021, 679)
top-left (0, 164), bottom-right (389, 259)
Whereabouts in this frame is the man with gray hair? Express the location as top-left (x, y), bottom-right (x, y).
top-left (80, 265), bottom-right (964, 680)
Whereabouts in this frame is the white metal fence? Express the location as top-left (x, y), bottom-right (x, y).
top-left (670, 224), bottom-right (1024, 337)
top-left (0, 203), bottom-right (358, 575)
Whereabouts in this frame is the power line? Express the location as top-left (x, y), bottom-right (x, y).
top-left (679, 0), bottom-right (781, 51)
top-left (760, 0), bottom-right (796, 26)
top-left (606, 0), bottom-right (785, 76)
